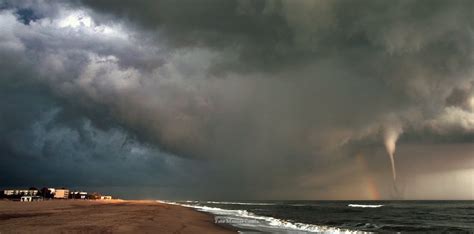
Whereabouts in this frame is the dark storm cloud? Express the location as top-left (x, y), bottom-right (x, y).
top-left (77, 0), bottom-right (474, 154)
top-left (1, 0), bottom-right (474, 199)
top-left (0, 65), bottom-right (195, 198)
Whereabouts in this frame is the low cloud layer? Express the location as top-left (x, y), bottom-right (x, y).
top-left (1, 0), bottom-right (473, 199)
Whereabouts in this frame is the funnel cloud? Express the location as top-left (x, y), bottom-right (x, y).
top-left (384, 123), bottom-right (403, 181)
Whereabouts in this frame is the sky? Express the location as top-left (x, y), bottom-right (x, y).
top-left (0, 0), bottom-right (473, 200)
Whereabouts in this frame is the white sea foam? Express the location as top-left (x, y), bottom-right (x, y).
top-left (348, 204), bottom-right (383, 208)
top-left (158, 200), bottom-right (363, 233)
top-left (204, 201), bottom-right (275, 205)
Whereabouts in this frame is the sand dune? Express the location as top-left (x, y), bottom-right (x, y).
top-left (0, 200), bottom-right (234, 233)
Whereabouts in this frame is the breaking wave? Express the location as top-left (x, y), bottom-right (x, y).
top-left (158, 200), bottom-right (360, 233)
top-left (204, 201), bottom-right (275, 205)
top-left (348, 204), bottom-right (383, 208)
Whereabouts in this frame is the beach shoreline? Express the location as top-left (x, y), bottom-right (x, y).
top-left (0, 199), bottom-right (236, 233)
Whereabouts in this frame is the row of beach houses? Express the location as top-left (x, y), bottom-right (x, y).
top-left (1, 187), bottom-right (113, 202)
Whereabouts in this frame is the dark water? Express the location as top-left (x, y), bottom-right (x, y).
top-left (176, 200), bottom-right (474, 233)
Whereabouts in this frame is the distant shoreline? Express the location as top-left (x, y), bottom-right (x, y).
top-left (0, 199), bottom-right (236, 233)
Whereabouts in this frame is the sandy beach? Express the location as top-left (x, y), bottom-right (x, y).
top-left (0, 200), bottom-right (235, 233)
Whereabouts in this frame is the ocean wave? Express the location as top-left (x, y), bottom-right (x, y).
top-left (348, 204), bottom-right (383, 208)
top-left (204, 201), bottom-right (275, 206)
top-left (158, 200), bottom-right (361, 233)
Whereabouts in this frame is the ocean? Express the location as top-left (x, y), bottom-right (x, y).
top-left (161, 200), bottom-right (474, 233)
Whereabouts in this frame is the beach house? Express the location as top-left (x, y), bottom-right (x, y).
top-left (70, 191), bottom-right (88, 199)
top-left (20, 196), bottom-right (43, 202)
top-left (3, 189), bottom-right (38, 196)
top-left (100, 195), bottom-right (112, 200)
top-left (54, 188), bottom-right (70, 199)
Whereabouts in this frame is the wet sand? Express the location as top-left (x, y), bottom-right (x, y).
top-left (0, 200), bottom-right (235, 233)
